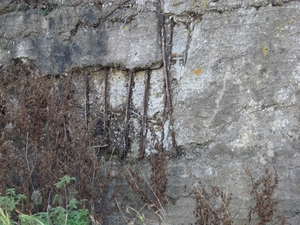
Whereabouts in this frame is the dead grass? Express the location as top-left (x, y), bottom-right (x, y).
top-left (190, 165), bottom-right (288, 225)
top-left (247, 165), bottom-right (288, 225)
top-left (191, 184), bottom-right (234, 225)
top-left (125, 128), bottom-right (170, 224)
top-left (0, 58), bottom-right (119, 222)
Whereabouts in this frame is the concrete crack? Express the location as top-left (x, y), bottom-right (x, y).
top-left (184, 20), bottom-right (196, 66)
top-left (207, 72), bottom-right (229, 126)
top-left (68, 20), bottom-right (83, 39)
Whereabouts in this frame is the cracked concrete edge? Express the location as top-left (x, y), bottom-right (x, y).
top-left (0, 0), bottom-right (162, 74)
top-left (0, 0), bottom-right (298, 74)
top-left (163, 0), bottom-right (297, 15)
top-left (0, 0), bottom-right (297, 17)
top-left (0, 0), bottom-right (157, 17)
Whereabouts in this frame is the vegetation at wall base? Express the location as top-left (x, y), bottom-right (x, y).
top-left (190, 165), bottom-right (288, 225)
top-left (0, 59), bottom-right (117, 224)
top-left (0, 59), bottom-right (290, 224)
top-left (191, 185), bottom-right (233, 225)
top-left (247, 165), bottom-right (288, 225)
top-left (0, 176), bottom-right (90, 225)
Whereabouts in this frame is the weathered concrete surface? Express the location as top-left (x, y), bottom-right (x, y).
top-left (169, 1), bottom-right (300, 223)
top-left (0, 0), bottom-right (161, 74)
top-left (173, 3), bottom-right (300, 150)
top-left (164, 0), bottom-right (296, 14)
top-left (0, 0), bottom-right (300, 224)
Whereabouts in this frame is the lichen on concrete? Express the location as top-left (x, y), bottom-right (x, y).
top-left (0, 0), bottom-right (300, 224)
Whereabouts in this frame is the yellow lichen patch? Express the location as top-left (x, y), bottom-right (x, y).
top-left (135, 70), bottom-right (145, 78)
top-left (201, 0), bottom-right (208, 9)
top-left (262, 45), bottom-right (269, 55)
top-left (172, 0), bottom-right (183, 6)
top-left (123, 25), bottom-right (129, 31)
top-left (155, 92), bottom-right (163, 98)
top-left (91, 71), bottom-right (102, 77)
top-left (193, 68), bottom-right (203, 75)
top-left (112, 69), bottom-right (126, 79)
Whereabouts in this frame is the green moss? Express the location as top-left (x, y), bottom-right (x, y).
top-left (42, 2), bottom-right (59, 16)
top-left (43, 9), bottom-right (50, 16)
top-left (104, 153), bottom-right (112, 161)
top-left (18, 5), bottom-right (29, 12)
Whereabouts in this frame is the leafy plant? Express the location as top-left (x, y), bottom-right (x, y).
top-left (19, 213), bottom-right (46, 225)
top-left (47, 176), bottom-right (89, 225)
top-left (0, 176), bottom-right (90, 225)
top-left (55, 175), bottom-right (75, 190)
top-left (0, 189), bottom-right (26, 214)
top-left (0, 58), bottom-right (118, 223)
top-left (0, 188), bottom-right (26, 224)
top-left (43, 2), bottom-right (58, 16)
top-left (42, 9), bottom-right (50, 16)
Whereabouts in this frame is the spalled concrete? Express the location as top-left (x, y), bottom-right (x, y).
top-left (0, 0), bottom-right (300, 224)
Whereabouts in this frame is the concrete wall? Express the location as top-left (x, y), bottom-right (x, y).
top-left (0, 0), bottom-right (299, 224)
